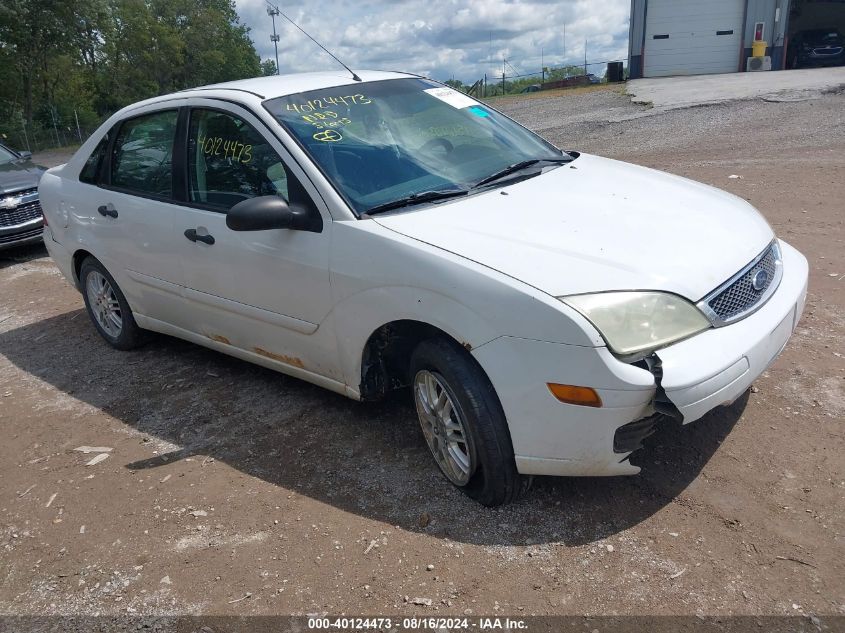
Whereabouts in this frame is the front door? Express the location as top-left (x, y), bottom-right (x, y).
top-left (172, 103), bottom-right (338, 380)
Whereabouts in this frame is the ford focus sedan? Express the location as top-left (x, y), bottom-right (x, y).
top-left (38, 71), bottom-right (808, 505)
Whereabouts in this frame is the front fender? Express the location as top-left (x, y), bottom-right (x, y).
top-left (328, 220), bottom-right (604, 396)
top-left (331, 285), bottom-right (500, 395)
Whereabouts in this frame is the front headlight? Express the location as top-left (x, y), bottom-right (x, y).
top-left (560, 291), bottom-right (710, 357)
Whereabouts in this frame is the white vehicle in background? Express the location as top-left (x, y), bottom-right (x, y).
top-left (38, 71), bottom-right (808, 505)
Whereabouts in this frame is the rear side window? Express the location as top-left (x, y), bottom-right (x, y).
top-left (111, 110), bottom-right (178, 197)
top-left (79, 133), bottom-right (109, 184)
top-left (187, 109), bottom-right (295, 211)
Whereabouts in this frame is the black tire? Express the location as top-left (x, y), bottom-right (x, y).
top-left (409, 337), bottom-right (530, 506)
top-left (79, 257), bottom-right (146, 350)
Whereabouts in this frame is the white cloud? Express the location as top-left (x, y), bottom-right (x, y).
top-left (237, 0), bottom-right (630, 83)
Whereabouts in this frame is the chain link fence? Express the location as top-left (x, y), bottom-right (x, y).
top-left (1, 108), bottom-right (103, 155)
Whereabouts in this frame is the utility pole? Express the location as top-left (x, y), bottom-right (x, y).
top-left (502, 57), bottom-right (506, 95)
top-left (50, 106), bottom-right (60, 146)
top-left (20, 121), bottom-right (30, 153)
top-left (541, 47), bottom-right (545, 82)
top-left (584, 39), bottom-right (588, 77)
top-left (563, 23), bottom-right (566, 68)
top-left (74, 109), bottom-right (82, 142)
top-left (268, 6), bottom-right (281, 75)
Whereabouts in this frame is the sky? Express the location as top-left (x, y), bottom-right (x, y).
top-left (234, 0), bottom-right (631, 84)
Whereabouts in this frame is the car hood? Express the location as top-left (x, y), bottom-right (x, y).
top-left (0, 160), bottom-right (46, 194)
top-left (373, 153), bottom-right (774, 301)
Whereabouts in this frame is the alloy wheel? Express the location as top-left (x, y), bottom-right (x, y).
top-left (413, 369), bottom-right (475, 486)
top-left (85, 270), bottom-right (123, 338)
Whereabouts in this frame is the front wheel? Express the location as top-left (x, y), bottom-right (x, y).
top-left (410, 338), bottom-right (529, 506)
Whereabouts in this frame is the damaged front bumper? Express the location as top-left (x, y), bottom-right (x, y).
top-left (653, 240), bottom-right (807, 424)
top-left (472, 239), bottom-right (808, 478)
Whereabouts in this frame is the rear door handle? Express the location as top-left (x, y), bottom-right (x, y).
top-left (184, 228), bottom-right (215, 245)
top-left (97, 204), bottom-right (118, 218)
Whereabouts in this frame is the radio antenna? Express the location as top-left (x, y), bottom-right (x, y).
top-left (264, 1), bottom-right (362, 82)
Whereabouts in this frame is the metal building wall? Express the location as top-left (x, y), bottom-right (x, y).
top-left (743, 0), bottom-right (790, 69)
top-left (628, 0), bottom-right (792, 77)
top-left (628, 0), bottom-right (647, 79)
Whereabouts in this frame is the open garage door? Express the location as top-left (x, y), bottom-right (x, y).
top-left (644, 0), bottom-right (745, 77)
top-left (786, 0), bottom-right (845, 69)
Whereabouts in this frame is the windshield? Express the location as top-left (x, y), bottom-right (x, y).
top-left (0, 145), bottom-right (16, 164)
top-left (264, 78), bottom-right (566, 215)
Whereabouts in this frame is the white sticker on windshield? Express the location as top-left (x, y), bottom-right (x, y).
top-left (424, 87), bottom-right (478, 109)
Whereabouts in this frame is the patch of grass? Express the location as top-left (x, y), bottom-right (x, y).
top-left (33, 145), bottom-right (81, 155)
top-left (482, 83), bottom-right (625, 104)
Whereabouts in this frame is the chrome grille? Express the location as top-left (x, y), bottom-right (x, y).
top-left (698, 241), bottom-right (783, 326)
top-left (4, 187), bottom-right (38, 198)
top-left (0, 200), bottom-right (42, 227)
top-left (0, 226), bottom-right (43, 244)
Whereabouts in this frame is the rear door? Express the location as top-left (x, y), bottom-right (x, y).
top-left (644, 0), bottom-right (744, 77)
top-left (82, 108), bottom-right (187, 324)
top-left (171, 101), bottom-right (338, 379)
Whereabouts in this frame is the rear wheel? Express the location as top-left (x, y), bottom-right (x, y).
top-left (410, 337), bottom-right (529, 506)
top-left (80, 257), bottom-right (145, 350)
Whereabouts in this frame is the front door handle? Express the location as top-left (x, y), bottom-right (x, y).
top-left (97, 204), bottom-right (118, 218)
top-left (184, 228), bottom-right (215, 245)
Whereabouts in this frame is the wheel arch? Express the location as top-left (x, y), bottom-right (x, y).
top-left (71, 248), bottom-right (95, 289)
top-left (358, 319), bottom-right (477, 401)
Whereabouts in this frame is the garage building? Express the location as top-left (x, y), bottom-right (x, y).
top-left (628, 0), bottom-right (845, 78)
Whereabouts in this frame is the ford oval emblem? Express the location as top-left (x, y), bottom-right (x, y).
top-left (751, 269), bottom-right (769, 291)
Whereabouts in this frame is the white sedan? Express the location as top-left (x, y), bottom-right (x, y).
top-left (39, 71), bottom-right (808, 505)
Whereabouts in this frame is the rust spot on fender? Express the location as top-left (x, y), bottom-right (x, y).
top-left (207, 334), bottom-right (230, 345)
top-left (253, 347), bottom-right (305, 369)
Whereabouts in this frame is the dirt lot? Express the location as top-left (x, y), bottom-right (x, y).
top-left (1, 86), bottom-right (843, 621)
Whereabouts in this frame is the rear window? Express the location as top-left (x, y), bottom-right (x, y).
top-left (110, 110), bottom-right (178, 197)
top-left (79, 133), bottom-right (110, 184)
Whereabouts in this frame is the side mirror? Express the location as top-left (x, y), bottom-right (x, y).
top-left (18, 150), bottom-right (32, 160)
top-left (226, 195), bottom-right (321, 232)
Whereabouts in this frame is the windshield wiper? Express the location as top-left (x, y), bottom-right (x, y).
top-left (471, 157), bottom-right (572, 189)
top-left (364, 188), bottom-right (468, 216)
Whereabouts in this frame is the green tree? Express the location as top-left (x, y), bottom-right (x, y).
top-left (261, 59), bottom-right (278, 76)
top-left (0, 0), bottom-right (263, 148)
top-left (546, 64), bottom-right (589, 81)
top-left (0, 0), bottom-right (78, 125)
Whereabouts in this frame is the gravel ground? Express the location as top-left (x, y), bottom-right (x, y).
top-left (1, 85), bottom-right (843, 624)
top-left (492, 83), bottom-right (845, 156)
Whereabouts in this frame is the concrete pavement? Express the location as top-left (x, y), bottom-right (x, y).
top-left (628, 66), bottom-right (845, 109)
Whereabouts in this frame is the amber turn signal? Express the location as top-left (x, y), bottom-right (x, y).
top-left (547, 383), bottom-right (602, 407)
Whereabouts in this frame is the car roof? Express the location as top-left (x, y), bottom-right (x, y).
top-left (116, 70), bottom-right (418, 117)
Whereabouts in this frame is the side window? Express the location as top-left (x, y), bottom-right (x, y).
top-left (79, 133), bottom-right (109, 184)
top-left (188, 109), bottom-right (308, 212)
top-left (110, 110), bottom-right (178, 197)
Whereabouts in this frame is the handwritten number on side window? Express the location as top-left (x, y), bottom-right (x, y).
top-left (196, 135), bottom-right (252, 163)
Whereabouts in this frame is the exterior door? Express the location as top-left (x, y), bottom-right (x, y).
top-left (644, 0), bottom-right (745, 77)
top-left (82, 108), bottom-right (186, 324)
top-left (172, 103), bottom-right (337, 379)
